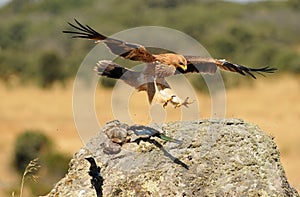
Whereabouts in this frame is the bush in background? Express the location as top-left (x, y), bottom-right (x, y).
top-left (13, 130), bottom-right (71, 196)
top-left (38, 51), bottom-right (67, 88)
top-left (13, 130), bottom-right (52, 173)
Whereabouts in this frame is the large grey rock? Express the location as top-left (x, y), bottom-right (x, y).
top-left (44, 119), bottom-right (299, 197)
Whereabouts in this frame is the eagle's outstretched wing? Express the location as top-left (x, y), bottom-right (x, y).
top-left (63, 19), bottom-right (155, 62)
top-left (176, 56), bottom-right (277, 79)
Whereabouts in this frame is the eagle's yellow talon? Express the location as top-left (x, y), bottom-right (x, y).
top-left (163, 96), bottom-right (175, 108)
top-left (163, 102), bottom-right (168, 108)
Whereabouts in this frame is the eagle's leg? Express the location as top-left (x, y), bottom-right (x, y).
top-left (162, 95), bottom-right (175, 108)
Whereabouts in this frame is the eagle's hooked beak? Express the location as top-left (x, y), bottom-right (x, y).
top-left (180, 64), bottom-right (188, 71)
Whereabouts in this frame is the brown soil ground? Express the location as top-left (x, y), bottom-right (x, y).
top-left (0, 74), bottom-right (299, 196)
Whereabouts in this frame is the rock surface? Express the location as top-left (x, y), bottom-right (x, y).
top-left (44, 119), bottom-right (299, 197)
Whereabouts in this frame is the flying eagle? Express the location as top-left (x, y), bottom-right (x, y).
top-left (63, 19), bottom-right (276, 108)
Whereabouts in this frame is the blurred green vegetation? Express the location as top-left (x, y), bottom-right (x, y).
top-left (14, 131), bottom-right (51, 173)
top-left (13, 130), bottom-right (71, 196)
top-left (0, 0), bottom-right (299, 88)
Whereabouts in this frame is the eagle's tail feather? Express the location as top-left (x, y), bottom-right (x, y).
top-left (94, 60), bottom-right (144, 90)
top-left (94, 60), bottom-right (130, 79)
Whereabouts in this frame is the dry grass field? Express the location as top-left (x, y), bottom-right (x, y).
top-left (0, 74), bottom-right (299, 195)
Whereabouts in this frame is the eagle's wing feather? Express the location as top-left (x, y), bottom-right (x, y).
top-left (63, 19), bottom-right (106, 40)
top-left (216, 59), bottom-right (277, 79)
top-left (177, 56), bottom-right (277, 79)
top-left (63, 19), bottom-right (155, 62)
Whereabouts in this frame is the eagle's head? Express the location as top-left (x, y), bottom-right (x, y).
top-left (155, 53), bottom-right (187, 71)
top-left (174, 54), bottom-right (188, 71)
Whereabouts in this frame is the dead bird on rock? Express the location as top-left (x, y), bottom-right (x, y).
top-left (100, 120), bottom-right (188, 169)
top-left (102, 120), bottom-right (181, 146)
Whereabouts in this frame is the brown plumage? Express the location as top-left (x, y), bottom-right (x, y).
top-left (63, 19), bottom-right (277, 108)
top-left (94, 60), bottom-right (184, 106)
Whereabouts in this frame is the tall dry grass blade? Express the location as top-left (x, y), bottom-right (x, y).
top-left (19, 158), bottom-right (41, 197)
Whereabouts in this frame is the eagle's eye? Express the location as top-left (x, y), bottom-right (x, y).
top-left (179, 62), bottom-right (185, 65)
